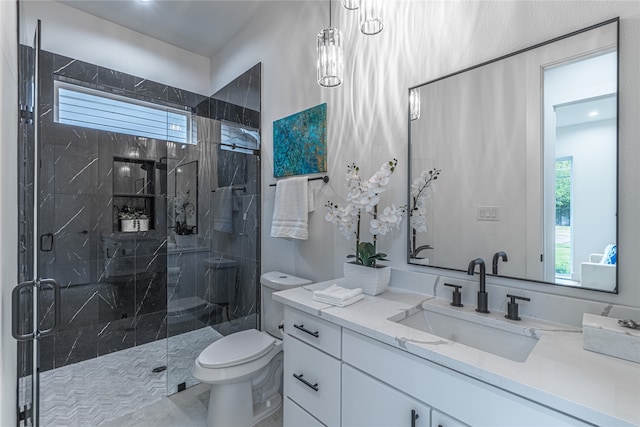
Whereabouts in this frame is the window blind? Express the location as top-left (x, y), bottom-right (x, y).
top-left (55, 82), bottom-right (191, 144)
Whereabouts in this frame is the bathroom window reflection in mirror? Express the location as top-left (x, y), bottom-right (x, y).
top-left (408, 19), bottom-right (618, 293)
top-left (543, 51), bottom-right (617, 289)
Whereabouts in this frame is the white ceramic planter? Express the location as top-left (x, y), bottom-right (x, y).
top-left (343, 262), bottom-right (391, 296)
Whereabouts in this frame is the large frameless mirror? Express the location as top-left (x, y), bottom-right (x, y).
top-left (408, 19), bottom-right (618, 293)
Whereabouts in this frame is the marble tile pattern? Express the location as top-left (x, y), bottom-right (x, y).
top-left (210, 64), bottom-right (261, 130)
top-left (273, 279), bottom-right (640, 427)
top-left (40, 326), bottom-right (222, 427)
top-left (583, 313), bottom-right (640, 363)
top-left (22, 49), bottom-right (262, 373)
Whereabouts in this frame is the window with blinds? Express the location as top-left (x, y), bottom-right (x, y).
top-left (54, 81), bottom-right (192, 144)
top-left (220, 121), bottom-right (260, 154)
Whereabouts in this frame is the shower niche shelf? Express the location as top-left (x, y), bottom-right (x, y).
top-left (113, 157), bottom-right (156, 232)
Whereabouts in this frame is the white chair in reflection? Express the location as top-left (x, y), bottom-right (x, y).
top-left (580, 252), bottom-right (616, 291)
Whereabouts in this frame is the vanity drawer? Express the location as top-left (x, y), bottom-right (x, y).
top-left (283, 397), bottom-right (325, 427)
top-left (284, 307), bottom-right (341, 358)
top-left (284, 334), bottom-right (341, 427)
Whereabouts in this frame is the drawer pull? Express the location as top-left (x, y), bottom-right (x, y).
top-left (293, 373), bottom-right (319, 392)
top-left (293, 323), bottom-right (319, 337)
top-left (411, 409), bottom-right (420, 427)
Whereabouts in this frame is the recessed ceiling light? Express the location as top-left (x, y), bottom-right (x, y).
top-left (588, 110), bottom-right (599, 117)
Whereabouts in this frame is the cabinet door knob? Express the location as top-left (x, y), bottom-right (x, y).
top-left (411, 409), bottom-right (419, 427)
top-left (293, 323), bottom-right (319, 337)
top-left (293, 373), bottom-right (319, 392)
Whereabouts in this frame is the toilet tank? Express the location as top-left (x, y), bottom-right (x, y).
top-left (261, 271), bottom-right (312, 339)
top-left (202, 256), bottom-right (238, 304)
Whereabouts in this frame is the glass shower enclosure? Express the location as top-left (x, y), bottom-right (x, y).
top-left (14, 12), bottom-right (261, 424)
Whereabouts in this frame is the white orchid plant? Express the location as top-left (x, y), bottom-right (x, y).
top-left (409, 168), bottom-right (441, 257)
top-left (174, 190), bottom-right (195, 235)
top-left (325, 159), bottom-right (406, 267)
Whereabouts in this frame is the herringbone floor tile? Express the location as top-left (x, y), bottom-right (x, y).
top-left (39, 327), bottom-right (222, 426)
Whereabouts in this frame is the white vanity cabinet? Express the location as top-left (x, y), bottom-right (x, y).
top-left (342, 329), bottom-right (591, 427)
top-left (282, 306), bottom-right (593, 427)
top-left (342, 364), bottom-right (430, 427)
top-left (283, 307), bottom-right (342, 427)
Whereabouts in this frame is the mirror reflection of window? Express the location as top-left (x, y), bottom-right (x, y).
top-left (544, 51), bottom-right (617, 289)
top-left (555, 157), bottom-right (572, 278)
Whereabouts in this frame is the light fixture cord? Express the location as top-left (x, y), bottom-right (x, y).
top-left (329, 0), bottom-right (332, 27)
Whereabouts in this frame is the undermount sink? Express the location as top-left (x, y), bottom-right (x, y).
top-left (391, 302), bottom-right (539, 362)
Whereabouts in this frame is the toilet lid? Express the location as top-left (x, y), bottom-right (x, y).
top-left (198, 329), bottom-right (276, 369)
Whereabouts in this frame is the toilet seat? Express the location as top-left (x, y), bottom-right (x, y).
top-left (198, 329), bottom-right (276, 369)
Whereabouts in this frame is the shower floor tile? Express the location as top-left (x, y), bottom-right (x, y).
top-left (40, 326), bottom-right (222, 426)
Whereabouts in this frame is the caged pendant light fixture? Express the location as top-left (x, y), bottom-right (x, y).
top-left (343, 0), bottom-right (360, 10)
top-left (317, 0), bottom-right (344, 87)
top-left (359, 0), bottom-right (384, 35)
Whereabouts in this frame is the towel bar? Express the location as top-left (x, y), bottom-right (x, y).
top-left (212, 185), bottom-right (246, 192)
top-left (269, 175), bottom-right (329, 187)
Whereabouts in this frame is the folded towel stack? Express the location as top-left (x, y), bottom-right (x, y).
top-left (312, 284), bottom-right (364, 307)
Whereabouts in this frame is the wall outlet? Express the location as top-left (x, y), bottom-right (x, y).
top-left (477, 206), bottom-right (500, 221)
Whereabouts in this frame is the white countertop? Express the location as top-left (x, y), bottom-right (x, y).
top-left (273, 279), bottom-right (640, 427)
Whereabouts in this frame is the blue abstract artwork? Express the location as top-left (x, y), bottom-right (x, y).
top-left (273, 103), bottom-right (327, 178)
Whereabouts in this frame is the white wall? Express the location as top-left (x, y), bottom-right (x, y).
top-left (0, 0), bottom-right (18, 424)
top-left (22, 1), bottom-right (211, 95)
top-left (211, 1), bottom-right (640, 306)
top-left (556, 119), bottom-right (617, 279)
top-left (411, 52), bottom-right (529, 277)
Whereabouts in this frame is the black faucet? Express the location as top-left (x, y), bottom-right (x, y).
top-left (492, 251), bottom-right (508, 275)
top-left (467, 258), bottom-right (489, 313)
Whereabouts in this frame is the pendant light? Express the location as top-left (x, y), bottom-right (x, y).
top-left (360, 0), bottom-right (384, 35)
top-left (343, 0), bottom-right (360, 10)
top-left (317, 0), bottom-right (344, 87)
top-left (409, 88), bottom-right (421, 121)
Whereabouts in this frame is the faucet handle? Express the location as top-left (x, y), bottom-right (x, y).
top-left (505, 294), bottom-right (530, 321)
top-left (444, 283), bottom-right (463, 307)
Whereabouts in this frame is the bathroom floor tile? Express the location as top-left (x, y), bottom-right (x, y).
top-left (103, 382), bottom-right (283, 427)
top-left (40, 327), bottom-right (222, 426)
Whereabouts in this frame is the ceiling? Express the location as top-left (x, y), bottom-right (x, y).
top-left (57, 0), bottom-right (266, 58)
top-left (555, 95), bottom-right (617, 128)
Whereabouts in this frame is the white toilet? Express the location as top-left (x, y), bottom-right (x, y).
top-left (192, 271), bottom-right (311, 427)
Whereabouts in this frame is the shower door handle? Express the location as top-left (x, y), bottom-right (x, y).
top-left (12, 278), bottom-right (61, 341)
top-left (12, 281), bottom-right (35, 340)
top-left (40, 232), bottom-right (53, 252)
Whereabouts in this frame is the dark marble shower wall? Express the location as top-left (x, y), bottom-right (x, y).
top-left (27, 50), bottom-right (261, 371)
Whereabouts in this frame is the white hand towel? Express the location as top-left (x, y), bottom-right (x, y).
top-left (308, 183), bottom-right (316, 213)
top-left (313, 284), bottom-right (363, 302)
top-left (213, 186), bottom-right (233, 233)
top-left (271, 176), bottom-right (311, 240)
top-left (312, 293), bottom-right (364, 307)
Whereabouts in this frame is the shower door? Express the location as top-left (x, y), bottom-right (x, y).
top-left (13, 19), bottom-right (62, 427)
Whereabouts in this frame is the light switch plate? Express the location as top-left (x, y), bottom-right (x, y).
top-left (477, 206), bottom-right (500, 221)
